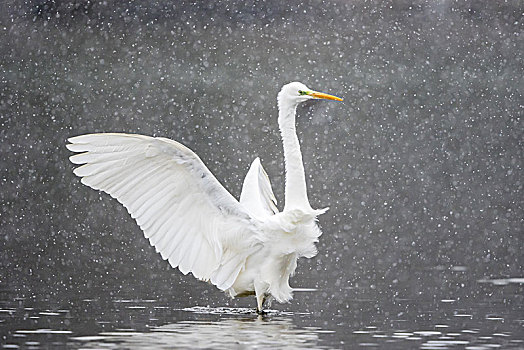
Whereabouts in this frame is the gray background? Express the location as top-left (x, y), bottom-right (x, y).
top-left (0, 1), bottom-right (522, 348)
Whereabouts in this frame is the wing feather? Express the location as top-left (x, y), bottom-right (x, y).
top-left (67, 133), bottom-right (261, 288)
top-left (239, 157), bottom-right (278, 219)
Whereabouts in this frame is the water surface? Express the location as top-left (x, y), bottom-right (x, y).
top-left (1, 271), bottom-right (522, 349)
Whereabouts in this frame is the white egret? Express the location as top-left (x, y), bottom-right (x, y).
top-left (67, 82), bottom-right (343, 313)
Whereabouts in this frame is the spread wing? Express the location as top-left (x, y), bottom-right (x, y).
top-left (239, 157), bottom-right (278, 219)
top-left (67, 133), bottom-right (261, 290)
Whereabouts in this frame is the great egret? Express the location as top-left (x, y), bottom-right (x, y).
top-left (67, 82), bottom-right (342, 313)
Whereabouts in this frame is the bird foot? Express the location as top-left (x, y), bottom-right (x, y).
top-left (256, 308), bottom-right (267, 315)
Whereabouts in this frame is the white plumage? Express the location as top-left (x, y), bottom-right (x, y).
top-left (67, 82), bottom-right (342, 313)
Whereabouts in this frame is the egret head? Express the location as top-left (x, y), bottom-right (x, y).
top-left (278, 82), bottom-right (343, 107)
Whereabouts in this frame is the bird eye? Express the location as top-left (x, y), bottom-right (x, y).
top-left (298, 90), bottom-right (308, 96)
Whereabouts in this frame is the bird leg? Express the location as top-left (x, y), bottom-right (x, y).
top-left (256, 294), bottom-right (267, 315)
top-left (255, 282), bottom-right (269, 314)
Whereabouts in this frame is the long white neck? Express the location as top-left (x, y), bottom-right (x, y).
top-left (278, 97), bottom-right (313, 212)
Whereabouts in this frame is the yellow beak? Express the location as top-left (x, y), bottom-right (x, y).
top-left (310, 91), bottom-right (343, 101)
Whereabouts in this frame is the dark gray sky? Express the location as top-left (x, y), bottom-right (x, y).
top-left (0, 0), bottom-right (522, 305)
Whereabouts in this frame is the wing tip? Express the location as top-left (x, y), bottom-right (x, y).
top-left (69, 154), bottom-right (84, 164)
top-left (67, 134), bottom-right (92, 144)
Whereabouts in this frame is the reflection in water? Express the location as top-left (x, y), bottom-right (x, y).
top-left (1, 293), bottom-right (523, 349)
top-left (72, 309), bottom-right (325, 349)
top-left (477, 278), bottom-right (524, 286)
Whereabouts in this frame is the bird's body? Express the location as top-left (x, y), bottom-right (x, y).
top-left (67, 82), bottom-right (342, 313)
top-left (228, 205), bottom-right (326, 305)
